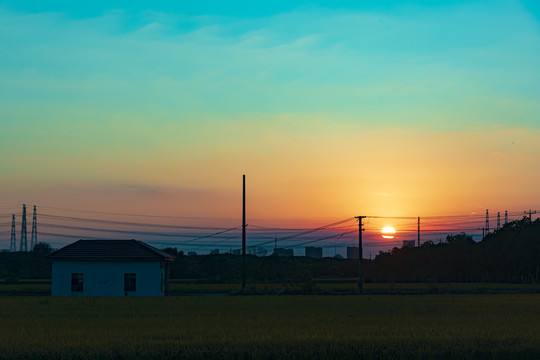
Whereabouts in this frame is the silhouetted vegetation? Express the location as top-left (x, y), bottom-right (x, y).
top-left (2, 218), bottom-right (539, 285)
top-left (0, 250), bottom-right (51, 281)
top-left (169, 254), bottom-right (357, 283)
top-left (163, 247), bottom-right (184, 257)
top-left (366, 217), bottom-right (540, 283)
top-left (32, 242), bottom-right (52, 255)
top-left (168, 217), bottom-right (540, 284)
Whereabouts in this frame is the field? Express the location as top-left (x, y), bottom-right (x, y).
top-left (0, 295), bottom-right (539, 359)
top-left (2, 279), bottom-right (540, 296)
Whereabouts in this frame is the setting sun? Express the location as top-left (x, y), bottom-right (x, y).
top-left (381, 226), bottom-right (396, 239)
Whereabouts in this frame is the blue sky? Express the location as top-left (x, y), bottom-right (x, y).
top-left (0, 1), bottom-right (490, 17)
top-left (2, 0), bottom-right (539, 128)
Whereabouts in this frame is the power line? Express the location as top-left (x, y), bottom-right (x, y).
top-left (372, 228), bottom-right (484, 232)
top-left (180, 226), bottom-right (242, 244)
top-left (247, 222), bottom-right (358, 255)
top-left (39, 213), bottom-right (230, 230)
top-left (38, 223), bottom-right (242, 240)
top-left (366, 215), bottom-right (417, 220)
top-left (38, 232), bottom-right (104, 240)
top-left (248, 224), bottom-right (355, 231)
top-left (287, 229), bottom-right (357, 249)
top-left (278, 217), bottom-right (355, 241)
top-left (39, 206), bottom-right (237, 221)
top-left (7, 203), bottom-right (538, 255)
top-left (249, 218), bottom-right (356, 249)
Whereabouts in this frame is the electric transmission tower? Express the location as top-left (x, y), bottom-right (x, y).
top-left (504, 210), bottom-right (508, 225)
top-left (497, 212), bottom-right (500, 231)
top-left (31, 205), bottom-right (37, 250)
top-left (20, 204), bottom-right (27, 252)
top-left (10, 214), bottom-right (16, 252)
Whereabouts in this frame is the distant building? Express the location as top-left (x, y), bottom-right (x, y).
top-left (48, 240), bottom-right (175, 297)
top-left (232, 249), bottom-right (242, 255)
top-left (305, 246), bottom-right (322, 258)
top-left (347, 246), bottom-right (359, 259)
top-left (210, 249), bottom-right (220, 255)
top-left (402, 240), bottom-right (415, 248)
top-left (187, 251), bottom-right (198, 256)
top-left (273, 248), bottom-right (294, 257)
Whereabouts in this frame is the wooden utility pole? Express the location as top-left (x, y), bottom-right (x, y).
top-left (242, 174), bottom-right (246, 290)
top-left (355, 216), bottom-right (365, 293)
top-left (417, 217), bottom-right (420, 247)
top-left (485, 209), bottom-right (489, 234)
top-left (525, 210), bottom-right (537, 222)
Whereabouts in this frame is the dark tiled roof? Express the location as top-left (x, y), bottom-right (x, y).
top-left (47, 240), bottom-right (175, 262)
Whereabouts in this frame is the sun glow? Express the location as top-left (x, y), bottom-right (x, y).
top-left (381, 226), bottom-right (396, 239)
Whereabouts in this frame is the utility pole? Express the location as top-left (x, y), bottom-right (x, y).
top-left (355, 216), bottom-right (365, 293)
top-left (242, 175), bottom-right (246, 291)
top-left (485, 209), bottom-right (489, 235)
top-left (497, 212), bottom-right (500, 231)
top-left (504, 210), bottom-right (508, 225)
top-left (417, 217), bottom-right (420, 247)
top-left (524, 210), bottom-right (537, 222)
top-left (31, 205), bottom-right (37, 250)
top-left (10, 214), bottom-right (16, 252)
top-left (20, 204), bottom-right (27, 252)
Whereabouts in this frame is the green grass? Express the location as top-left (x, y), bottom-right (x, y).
top-left (0, 295), bottom-right (539, 359)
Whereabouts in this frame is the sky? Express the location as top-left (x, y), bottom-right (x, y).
top-left (1, 0), bottom-right (539, 234)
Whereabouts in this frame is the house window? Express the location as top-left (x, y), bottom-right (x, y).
top-left (71, 273), bottom-right (83, 292)
top-left (124, 273), bottom-right (136, 292)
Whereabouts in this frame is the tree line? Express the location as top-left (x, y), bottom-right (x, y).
top-left (366, 217), bottom-right (540, 283)
top-left (1, 217), bottom-right (539, 284)
top-left (163, 217), bottom-right (540, 283)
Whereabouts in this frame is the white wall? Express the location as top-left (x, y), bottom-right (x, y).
top-left (51, 261), bottom-right (165, 297)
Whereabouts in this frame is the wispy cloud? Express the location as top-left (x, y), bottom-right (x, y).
top-left (0, 3), bottom-right (539, 219)
top-left (1, 2), bottom-right (539, 128)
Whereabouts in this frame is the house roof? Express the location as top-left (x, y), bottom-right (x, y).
top-left (47, 240), bottom-right (176, 262)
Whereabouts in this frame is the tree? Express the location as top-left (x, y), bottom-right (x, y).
top-left (421, 240), bottom-right (436, 247)
top-left (445, 233), bottom-right (474, 244)
top-left (163, 247), bottom-right (179, 256)
top-left (32, 242), bottom-right (52, 254)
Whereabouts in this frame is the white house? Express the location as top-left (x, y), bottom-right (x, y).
top-left (48, 239), bottom-right (175, 297)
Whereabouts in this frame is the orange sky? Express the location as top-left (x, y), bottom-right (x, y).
top-left (1, 1), bottom-right (539, 235)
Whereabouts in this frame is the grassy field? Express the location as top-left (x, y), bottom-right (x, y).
top-left (169, 281), bottom-right (540, 295)
top-left (3, 279), bottom-right (540, 296)
top-left (0, 295), bottom-right (539, 359)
